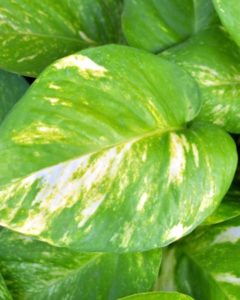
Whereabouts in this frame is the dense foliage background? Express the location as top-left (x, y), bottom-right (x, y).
top-left (0, 1), bottom-right (239, 299)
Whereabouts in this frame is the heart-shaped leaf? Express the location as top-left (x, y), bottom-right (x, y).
top-left (158, 216), bottom-right (240, 299)
top-left (161, 27), bottom-right (240, 133)
top-left (0, 0), bottom-right (123, 77)
top-left (122, 0), bottom-right (217, 53)
top-left (119, 291), bottom-right (193, 300)
top-left (0, 228), bottom-right (161, 300)
top-left (213, 0), bottom-right (240, 47)
top-left (0, 45), bottom-right (237, 252)
top-left (0, 70), bottom-right (28, 124)
top-left (0, 273), bottom-right (12, 300)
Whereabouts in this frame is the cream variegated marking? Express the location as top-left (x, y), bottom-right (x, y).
top-left (163, 223), bottom-right (191, 241)
top-left (212, 226), bottom-right (240, 245)
top-left (0, 137), bottom-right (138, 236)
top-left (137, 192), bottom-right (148, 211)
top-left (191, 143), bottom-right (200, 167)
top-left (168, 133), bottom-right (186, 185)
top-left (12, 121), bottom-right (66, 145)
top-left (54, 55), bottom-right (108, 79)
top-left (214, 273), bottom-right (240, 286)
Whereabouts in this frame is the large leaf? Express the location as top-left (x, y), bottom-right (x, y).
top-left (161, 27), bottom-right (240, 133)
top-left (0, 273), bottom-right (12, 300)
top-left (0, 228), bottom-right (161, 300)
top-left (204, 184), bottom-right (240, 225)
top-left (122, 0), bottom-right (217, 53)
top-left (0, 0), bottom-right (123, 76)
top-left (158, 216), bottom-right (240, 300)
top-left (0, 45), bottom-right (237, 252)
top-left (119, 291), bottom-right (193, 300)
top-left (0, 70), bottom-right (28, 123)
top-left (213, 0), bottom-right (240, 47)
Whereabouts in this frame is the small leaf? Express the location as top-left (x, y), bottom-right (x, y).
top-left (119, 291), bottom-right (193, 300)
top-left (0, 70), bottom-right (28, 123)
top-left (213, 0), bottom-right (240, 47)
top-left (122, 0), bottom-right (217, 53)
top-left (0, 273), bottom-right (12, 300)
top-left (0, 45), bottom-right (237, 252)
top-left (161, 26), bottom-right (240, 133)
top-left (0, 228), bottom-right (161, 300)
top-left (158, 216), bottom-right (240, 299)
top-left (0, 0), bottom-right (123, 76)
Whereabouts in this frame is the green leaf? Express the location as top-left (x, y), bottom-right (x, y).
top-left (0, 228), bottom-right (161, 300)
top-left (0, 45), bottom-right (237, 252)
top-left (119, 291), bottom-right (193, 300)
top-left (213, 0), bottom-right (240, 47)
top-left (0, 0), bottom-right (123, 77)
top-left (0, 69), bottom-right (28, 124)
top-left (158, 216), bottom-right (240, 300)
top-left (204, 184), bottom-right (240, 225)
top-left (161, 27), bottom-right (240, 133)
top-left (122, 0), bottom-right (217, 53)
top-left (0, 273), bottom-right (12, 300)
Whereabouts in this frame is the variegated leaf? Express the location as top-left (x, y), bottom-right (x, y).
top-left (0, 45), bottom-right (237, 252)
top-left (0, 69), bottom-right (28, 123)
top-left (119, 291), bottom-right (193, 300)
top-left (204, 184), bottom-right (240, 225)
top-left (213, 0), bottom-right (240, 47)
top-left (158, 216), bottom-right (240, 299)
top-left (0, 0), bottom-right (123, 76)
top-left (161, 27), bottom-right (240, 133)
top-left (0, 273), bottom-right (12, 300)
top-left (122, 0), bottom-right (217, 53)
top-left (0, 228), bottom-right (161, 300)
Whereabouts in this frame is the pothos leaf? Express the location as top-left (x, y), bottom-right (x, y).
top-left (0, 70), bottom-right (28, 124)
top-left (0, 0), bottom-right (123, 77)
top-left (0, 228), bottom-right (161, 300)
top-left (161, 27), bottom-right (240, 133)
top-left (0, 273), bottom-right (12, 300)
top-left (0, 45), bottom-right (237, 252)
top-left (119, 291), bottom-right (193, 300)
top-left (158, 216), bottom-right (240, 300)
top-left (122, 0), bottom-right (217, 53)
top-left (213, 0), bottom-right (240, 47)
top-left (204, 184), bottom-right (240, 225)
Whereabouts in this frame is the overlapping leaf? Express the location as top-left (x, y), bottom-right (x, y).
top-left (162, 27), bottom-right (240, 133)
top-left (0, 70), bottom-right (28, 123)
top-left (204, 184), bottom-right (240, 225)
top-left (122, 0), bottom-right (217, 53)
top-left (119, 291), bottom-right (193, 300)
top-left (158, 216), bottom-right (240, 299)
top-left (0, 45), bottom-right (237, 252)
top-left (213, 0), bottom-right (240, 47)
top-left (0, 228), bottom-right (161, 300)
top-left (0, 0), bottom-right (123, 76)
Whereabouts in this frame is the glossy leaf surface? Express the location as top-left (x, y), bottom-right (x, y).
top-left (162, 27), bottom-right (240, 133)
top-left (119, 291), bottom-right (193, 300)
top-left (158, 216), bottom-right (240, 300)
top-left (0, 70), bottom-right (28, 123)
top-left (213, 0), bottom-right (240, 47)
top-left (122, 0), bottom-right (216, 53)
top-left (0, 0), bottom-right (123, 76)
top-left (0, 228), bottom-right (161, 300)
top-left (0, 45), bottom-right (237, 252)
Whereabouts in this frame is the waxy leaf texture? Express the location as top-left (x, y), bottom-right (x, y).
top-left (0, 45), bottom-right (237, 252)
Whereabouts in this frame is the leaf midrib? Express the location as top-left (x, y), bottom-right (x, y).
top-left (1, 125), bottom-right (183, 186)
